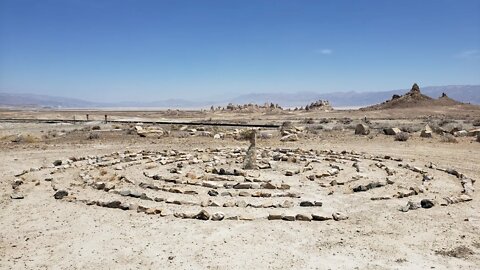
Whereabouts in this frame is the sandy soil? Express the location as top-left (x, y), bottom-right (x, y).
top-left (0, 109), bottom-right (479, 270)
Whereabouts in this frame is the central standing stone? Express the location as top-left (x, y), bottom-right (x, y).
top-left (243, 130), bottom-right (257, 170)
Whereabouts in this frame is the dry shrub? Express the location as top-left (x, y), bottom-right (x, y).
top-left (302, 118), bottom-right (315, 124)
top-left (88, 132), bottom-right (100, 140)
top-left (441, 134), bottom-right (458, 143)
top-left (395, 132), bottom-right (410, 142)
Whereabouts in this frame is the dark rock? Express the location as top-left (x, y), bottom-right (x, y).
top-left (421, 199), bottom-right (435, 209)
top-left (194, 210), bottom-right (210, 220)
top-left (54, 190), bottom-right (68, 199)
top-left (208, 190), bottom-right (219, 196)
top-left (53, 160), bottom-right (62, 166)
top-left (299, 201), bottom-right (314, 207)
top-left (312, 214), bottom-right (332, 221)
top-left (295, 214), bottom-right (312, 221)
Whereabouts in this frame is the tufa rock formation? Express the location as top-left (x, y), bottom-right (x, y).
top-left (361, 83), bottom-right (464, 110)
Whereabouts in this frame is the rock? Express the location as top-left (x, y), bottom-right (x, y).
top-left (442, 195), bottom-right (472, 205)
top-left (282, 215), bottom-right (296, 221)
top-left (285, 170), bottom-right (294, 176)
top-left (420, 199), bottom-right (435, 209)
top-left (299, 201), bottom-right (315, 207)
top-left (93, 182), bottom-right (106, 190)
top-left (281, 200), bottom-right (294, 208)
top-left (355, 124), bottom-right (370, 135)
top-left (400, 201), bottom-right (420, 212)
top-left (104, 182), bottom-right (115, 191)
top-left (10, 193), bottom-right (24, 199)
top-left (454, 130), bottom-right (468, 137)
top-left (119, 190), bottom-right (131, 196)
top-left (208, 190), bottom-right (219, 196)
top-left (280, 134), bottom-right (299, 142)
top-left (312, 214), bottom-right (332, 221)
top-left (54, 190), bottom-right (68, 199)
top-left (235, 200), bottom-right (247, 208)
top-left (295, 214), bottom-right (312, 221)
top-left (421, 125), bottom-right (433, 138)
top-left (145, 208), bottom-right (162, 215)
top-left (261, 182), bottom-right (277, 189)
top-left (384, 127), bottom-right (402, 136)
top-left (268, 214), bottom-right (284, 220)
top-left (53, 160), bottom-right (62, 166)
top-left (233, 183), bottom-right (253, 189)
top-left (129, 190), bottom-right (144, 198)
top-left (213, 134), bottom-right (221, 139)
top-left (332, 212), bottom-right (348, 221)
top-left (211, 212), bottom-right (225, 221)
top-left (194, 210), bottom-right (210, 220)
top-left (104, 201), bottom-right (123, 209)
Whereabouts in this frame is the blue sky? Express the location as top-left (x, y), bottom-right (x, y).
top-left (0, 0), bottom-right (479, 102)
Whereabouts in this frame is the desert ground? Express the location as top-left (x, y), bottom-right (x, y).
top-left (1, 105), bottom-right (479, 270)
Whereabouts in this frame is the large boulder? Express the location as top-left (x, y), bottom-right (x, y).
top-left (355, 124), bottom-right (370, 135)
top-left (384, 127), bottom-right (402, 136)
top-left (420, 125), bottom-right (433, 138)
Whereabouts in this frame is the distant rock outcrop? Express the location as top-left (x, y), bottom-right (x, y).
top-left (361, 83), bottom-right (464, 110)
top-left (304, 100), bottom-right (333, 111)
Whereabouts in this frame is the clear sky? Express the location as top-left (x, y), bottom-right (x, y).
top-left (0, 0), bottom-right (479, 102)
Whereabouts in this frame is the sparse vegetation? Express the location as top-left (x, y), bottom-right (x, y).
top-left (394, 132), bottom-right (410, 141)
top-left (88, 132), bottom-right (100, 140)
top-left (440, 134), bottom-right (458, 143)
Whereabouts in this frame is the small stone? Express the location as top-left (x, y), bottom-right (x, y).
top-left (53, 160), bottom-right (62, 166)
top-left (235, 200), bottom-right (247, 208)
top-left (332, 212), bottom-right (348, 221)
top-left (211, 212), bottom-right (225, 221)
top-left (208, 190), bottom-right (219, 196)
top-left (299, 201), bottom-right (315, 207)
top-left (421, 199), bottom-right (435, 209)
top-left (295, 214), bottom-right (312, 221)
top-left (10, 193), bottom-right (24, 199)
top-left (268, 214), bottom-right (283, 220)
top-left (281, 200), bottom-right (294, 208)
top-left (312, 214), bottom-right (332, 221)
top-left (93, 182), bottom-right (106, 190)
top-left (54, 190), bottom-right (68, 199)
top-left (194, 210), bottom-right (210, 220)
top-left (282, 215), bottom-right (296, 221)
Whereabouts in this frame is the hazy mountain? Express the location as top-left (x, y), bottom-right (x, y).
top-left (231, 85), bottom-right (480, 108)
top-left (1, 85), bottom-right (479, 109)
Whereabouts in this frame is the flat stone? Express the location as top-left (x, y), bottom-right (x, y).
top-left (268, 214), bottom-right (284, 220)
top-left (211, 212), bottom-right (225, 221)
top-left (10, 193), bottom-right (24, 199)
top-left (332, 212), bottom-right (348, 221)
top-left (54, 190), bottom-right (68, 200)
top-left (282, 215), bottom-right (296, 221)
top-left (312, 214), bottom-right (332, 221)
top-left (295, 214), bottom-right (312, 221)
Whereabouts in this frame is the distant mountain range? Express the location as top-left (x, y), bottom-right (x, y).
top-left (1, 85), bottom-right (479, 109)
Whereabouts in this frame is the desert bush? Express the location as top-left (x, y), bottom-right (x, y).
top-left (319, 118), bottom-right (331, 124)
top-left (91, 125), bottom-right (101, 130)
top-left (88, 132), bottom-right (100, 140)
top-left (302, 118), bottom-right (315, 124)
top-left (440, 134), bottom-right (458, 143)
top-left (339, 118), bottom-right (352, 124)
top-left (472, 119), bottom-right (480, 127)
top-left (280, 121), bottom-right (293, 131)
top-left (395, 132), bottom-right (410, 142)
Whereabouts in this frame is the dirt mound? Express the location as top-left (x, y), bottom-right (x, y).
top-left (362, 84), bottom-right (464, 110)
